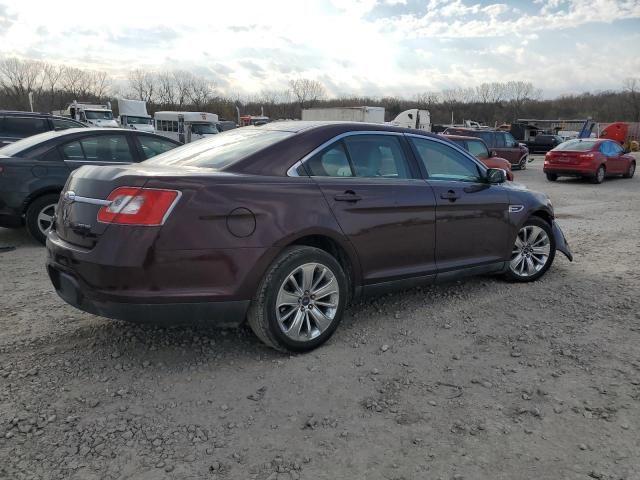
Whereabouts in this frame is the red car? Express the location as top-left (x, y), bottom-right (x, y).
top-left (544, 138), bottom-right (636, 184)
top-left (444, 134), bottom-right (514, 180)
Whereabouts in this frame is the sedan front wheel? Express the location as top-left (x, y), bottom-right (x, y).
top-left (505, 217), bottom-right (556, 282)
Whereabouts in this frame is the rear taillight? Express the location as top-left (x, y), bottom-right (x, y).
top-left (579, 153), bottom-right (595, 160)
top-left (97, 187), bottom-right (180, 225)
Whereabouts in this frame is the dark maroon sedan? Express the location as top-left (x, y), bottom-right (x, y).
top-left (46, 122), bottom-right (572, 352)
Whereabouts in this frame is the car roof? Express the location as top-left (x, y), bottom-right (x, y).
top-left (0, 110), bottom-right (84, 122)
top-left (258, 120), bottom-right (439, 137)
top-left (0, 127), bottom-right (180, 157)
top-left (442, 134), bottom-right (485, 142)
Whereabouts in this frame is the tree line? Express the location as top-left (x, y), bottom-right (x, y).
top-left (1, 57), bottom-right (638, 125)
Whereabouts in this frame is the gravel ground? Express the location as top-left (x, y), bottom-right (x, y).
top-left (1, 156), bottom-right (639, 480)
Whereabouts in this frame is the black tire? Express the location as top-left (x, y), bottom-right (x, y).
top-left (591, 165), bottom-right (605, 184)
top-left (546, 173), bottom-right (558, 182)
top-left (623, 161), bottom-right (636, 179)
top-left (505, 217), bottom-right (556, 283)
top-left (519, 157), bottom-right (527, 170)
top-left (25, 194), bottom-right (60, 245)
top-left (247, 246), bottom-right (348, 353)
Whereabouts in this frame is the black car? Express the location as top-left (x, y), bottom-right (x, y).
top-left (529, 134), bottom-right (564, 153)
top-left (0, 111), bottom-right (86, 146)
top-left (0, 128), bottom-right (181, 243)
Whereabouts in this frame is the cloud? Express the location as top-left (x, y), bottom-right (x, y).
top-left (0, 3), bottom-right (17, 35)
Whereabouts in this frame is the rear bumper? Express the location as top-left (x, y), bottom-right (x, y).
top-left (45, 229), bottom-right (276, 327)
top-left (543, 164), bottom-right (595, 176)
top-left (47, 265), bottom-right (249, 326)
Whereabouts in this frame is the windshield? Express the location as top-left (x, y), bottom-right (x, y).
top-left (85, 110), bottom-right (114, 120)
top-left (553, 139), bottom-right (597, 152)
top-left (190, 123), bottom-right (218, 135)
top-left (126, 116), bottom-right (152, 125)
top-left (145, 127), bottom-right (294, 170)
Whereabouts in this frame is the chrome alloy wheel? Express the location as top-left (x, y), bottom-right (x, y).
top-left (275, 262), bottom-right (339, 342)
top-left (510, 225), bottom-right (551, 277)
top-left (37, 203), bottom-right (57, 236)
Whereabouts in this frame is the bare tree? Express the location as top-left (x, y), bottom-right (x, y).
top-left (623, 78), bottom-right (640, 122)
top-left (156, 71), bottom-right (176, 106)
top-left (0, 58), bottom-right (45, 109)
top-left (88, 71), bottom-right (110, 100)
top-left (172, 70), bottom-right (195, 107)
top-left (42, 62), bottom-right (65, 110)
top-left (189, 76), bottom-right (215, 109)
top-left (289, 78), bottom-right (325, 110)
top-left (127, 69), bottom-right (156, 103)
top-left (504, 81), bottom-right (540, 119)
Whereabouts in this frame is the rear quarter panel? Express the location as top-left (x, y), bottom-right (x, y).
top-left (144, 174), bottom-right (361, 295)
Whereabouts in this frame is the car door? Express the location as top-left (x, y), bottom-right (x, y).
top-left (493, 132), bottom-right (518, 164)
top-left (407, 135), bottom-right (511, 272)
top-left (305, 133), bottom-right (438, 284)
top-left (58, 133), bottom-right (138, 170)
top-left (603, 141), bottom-right (626, 173)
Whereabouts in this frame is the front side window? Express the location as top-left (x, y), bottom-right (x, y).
top-left (505, 133), bottom-right (518, 148)
top-left (494, 133), bottom-right (506, 148)
top-left (608, 142), bottom-right (623, 155)
top-left (466, 139), bottom-right (489, 158)
top-left (410, 137), bottom-right (483, 182)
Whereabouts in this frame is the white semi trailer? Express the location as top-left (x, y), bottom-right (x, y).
top-left (301, 106), bottom-right (385, 123)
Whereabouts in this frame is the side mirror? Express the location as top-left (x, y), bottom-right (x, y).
top-left (486, 168), bottom-right (507, 184)
top-left (490, 150), bottom-right (497, 158)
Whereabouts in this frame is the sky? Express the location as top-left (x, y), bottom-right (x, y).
top-left (0, 0), bottom-right (639, 99)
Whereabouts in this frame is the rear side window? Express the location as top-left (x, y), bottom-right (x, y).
top-left (80, 135), bottom-right (133, 162)
top-left (61, 135), bottom-right (134, 162)
top-left (343, 135), bottom-right (410, 179)
top-left (466, 140), bottom-right (489, 158)
top-left (37, 148), bottom-right (62, 162)
top-left (2, 117), bottom-right (49, 137)
top-left (52, 118), bottom-right (83, 130)
top-left (475, 131), bottom-right (494, 147)
top-left (146, 128), bottom-right (293, 169)
top-left (139, 136), bottom-right (179, 159)
top-left (306, 142), bottom-right (353, 177)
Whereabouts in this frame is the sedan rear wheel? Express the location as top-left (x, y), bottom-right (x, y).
top-left (546, 173), bottom-right (558, 182)
top-left (248, 246), bottom-right (347, 352)
top-left (592, 165), bottom-right (605, 184)
top-left (505, 217), bottom-right (555, 282)
top-left (623, 161), bottom-right (636, 179)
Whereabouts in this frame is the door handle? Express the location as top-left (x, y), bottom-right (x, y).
top-left (440, 190), bottom-right (460, 201)
top-left (334, 191), bottom-right (362, 202)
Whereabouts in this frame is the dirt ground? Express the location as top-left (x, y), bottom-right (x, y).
top-left (1, 155), bottom-right (639, 480)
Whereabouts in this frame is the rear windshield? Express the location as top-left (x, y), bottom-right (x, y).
top-left (553, 139), bottom-right (597, 152)
top-left (0, 130), bottom-right (60, 156)
top-left (145, 127), bottom-right (294, 169)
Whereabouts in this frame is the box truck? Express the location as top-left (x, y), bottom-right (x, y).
top-left (117, 98), bottom-right (154, 133)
